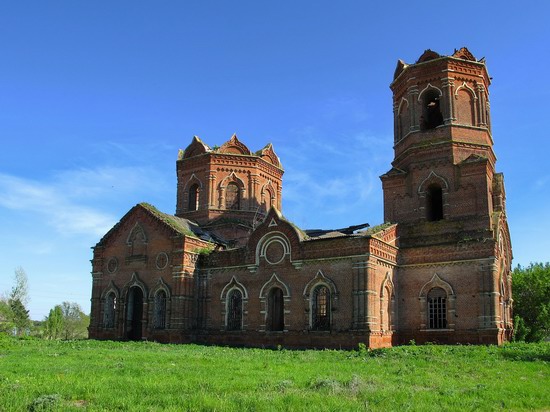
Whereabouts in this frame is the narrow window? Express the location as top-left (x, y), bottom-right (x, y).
top-left (188, 184), bottom-right (199, 211)
top-left (104, 293), bottom-right (116, 328)
top-left (381, 286), bottom-right (392, 331)
top-left (428, 287), bottom-right (447, 329)
top-left (227, 289), bottom-right (243, 331)
top-left (226, 182), bottom-right (240, 210)
top-left (154, 290), bottom-right (167, 329)
top-left (426, 184), bottom-right (443, 221)
top-left (268, 287), bottom-right (284, 331)
top-left (312, 285), bottom-right (330, 331)
top-left (420, 90), bottom-right (443, 130)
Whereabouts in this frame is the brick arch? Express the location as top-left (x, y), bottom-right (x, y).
top-left (101, 281), bottom-right (120, 329)
top-left (121, 272), bottom-right (148, 298)
top-left (126, 222), bottom-right (147, 245)
top-left (261, 181), bottom-right (276, 209)
top-left (101, 280), bottom-right (120, 301)
top-left (183, 173), bottom-right (204, 191)
top-left (148, 278), bottom-right (170, 330)
top-left (419, 274), bottom-right (456, 330)
top-left (302, 270), bottom-right (338, 298)
top-left (220, 276), bottom-right (249, 300)
top-left (303, 270), bottom-right (339, 330)
top-left (256, 232), bottom-right (292, 266)
top-left (218, 172), bottom-right (246, 210)
top-left (259, 273), bottom-right (291, 298)
top-left (418, 83), bottom-right (443, 103)
top-left (397, 97), bottom-right (410, 142)
top-left (220, 276), bottom-right (249, 331)
top-left (148, 277), bottom-right (171, 300)
top-left (259, 273), bottom-right (290, 332)
top-left (417, 171), bottom-right (449, 221)
top-left (454, 82), bottom-right (477, 126)
top-left (418, 84), bottom-right (444, 130)
top-left (219, 172), bottom-right (246, 190)
top-left (380, 273), bottom-right (396, 332)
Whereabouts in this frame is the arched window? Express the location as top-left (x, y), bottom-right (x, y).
top-left (380, 286), bottom-right (392, 331)
top-left (104, 292), bottom-right (116, 328)
top-left (397, 99), bottom-right (410, 141)
top-left (153, 290), bottom-right (167, 329)
top-left (421, 89), bottom-right (443, 130)
top-left (426, 184), bottom-right (443, 221)
top-left (312, 285), bottom-right (330, 331)
top-left (456, 89), bottom-right (475, 126)
top-left (226, 289), bottom-right (243, 331)
top-left (264, 188), bottom-right (275, 210)
top-left (428, 287), bottom-right (447, 329)
top-left (226, 182), bottom-right (240, 210)
top-left (129, 226), bottom-right (147, 256)
top-left (268, 287), bottom-right (284, 331)
top-left (188, 184), bottom-right (199, 211)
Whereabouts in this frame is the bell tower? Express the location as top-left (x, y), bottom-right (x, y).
top-left (381, 48), bottom-right (500, 233)
top-left (381, 48), bottom-right (513, 344)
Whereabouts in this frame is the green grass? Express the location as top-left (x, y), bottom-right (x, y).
top-left (0, 336), bottom-right (549, 411)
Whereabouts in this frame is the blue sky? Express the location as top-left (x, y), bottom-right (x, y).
top-left (1, 1), bottom-right (548, 319)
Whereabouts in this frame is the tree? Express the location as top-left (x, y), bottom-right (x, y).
top-left (9, 266), bottom-right (29, 305)
top-left (44, 305), bottom-right (64, 340)
top-left (512, 263), bottom-right (550, 342)
top-left (9, 298), bottom-right (30, 336)
top-left (0, 299), bottom-right (15, 334)
top-left (59, 302), bottom-right (89, 340)
top-left (0, 267), bottom-right (31, 336)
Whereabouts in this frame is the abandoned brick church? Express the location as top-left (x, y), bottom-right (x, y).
top-left (88, 48), bottom-right (513, 348)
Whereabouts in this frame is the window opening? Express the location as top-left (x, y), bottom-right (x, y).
top-left (421, 90), bottom-right (443, 130)
top-left (426, 185), bottom-right (443, 221)
top-left (381, 287), bottom-right (392, 331)
top-left (226, 182), bottom-right (240, 210)
top-left (428, 287), bottom-right (447, 329)
top-left (268, 287), bottom-right (284, 331)
top-left (312, 285), bottom-right (330, 331)
top-left (154, 290), bottom-right (167, 329)
top-left (227, 289), bottom-right (243, 331)
top-left (104, 293), bottom-right (116, 328)
top-left (188, 184), bottom-right (199, 211)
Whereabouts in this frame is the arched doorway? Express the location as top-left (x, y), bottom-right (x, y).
top-left (126, 286), bottom-right (144, 340)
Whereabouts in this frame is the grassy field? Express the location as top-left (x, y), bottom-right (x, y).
top-left (0, 335), bottom-right (549, 411)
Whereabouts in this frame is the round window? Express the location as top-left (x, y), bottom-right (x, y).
top-left (107, 258), bottom-right (118, 274)
top-left (156, 252), bottom-right (169, 270)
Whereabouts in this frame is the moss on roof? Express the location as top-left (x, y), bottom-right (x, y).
top-left (138, 203), bottom-right (198, 238)
top-left (358, 222), bottom-right (394, 236)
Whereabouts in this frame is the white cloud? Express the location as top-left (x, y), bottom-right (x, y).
top-left (279, 128), bottom-right (392, 229)
top-left (0, 164), bottom-right (170, 237)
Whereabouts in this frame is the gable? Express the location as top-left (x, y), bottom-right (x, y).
top-left (95, 203), bottom-right (210, 249)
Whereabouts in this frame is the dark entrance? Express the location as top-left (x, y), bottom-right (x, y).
top-left (268, 287), bottom-right (284, 331)
top-left (126, 286), bottom-right (143, 340)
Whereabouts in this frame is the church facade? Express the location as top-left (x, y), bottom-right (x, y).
top-left (88, 48), bottom-right (513, 349)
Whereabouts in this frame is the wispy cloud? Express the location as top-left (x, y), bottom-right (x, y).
top-left (278, 126), bottom-right (393, 229)
top-left (0, 164), bottom-right (169, 237)
top-left (0, 173), bottom-right (115, 237)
